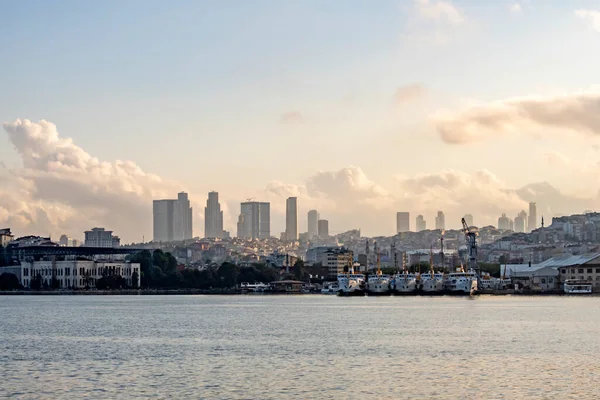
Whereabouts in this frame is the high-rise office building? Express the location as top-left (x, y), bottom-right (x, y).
top-left (318, 219), bottom-right (329, 239)
top-left (435, 211), bottom-right (445, 230)
top-left (307, 210), bottom-right (319, 239)
top-left (416, 215), bottom-right (426, 232)
top-left (514, 210), bottom-right (527, 233)
top-left (153, 192), bottom-right (193, 242)
top-left (463, 214), bottom-right (474, 227)
top-left (238, 201), bottom-right (270, 239)
top-left (285, 197), bottom-right (298, 241)
top-left (528, 202), bottom-right (537, 232)
top-left (259, 202), bottom-right (270, 239)
top-left (396, 212), bottom-right (410, 233)
top-left (204, 191), bottom-right (224, 238)
top-left (498, 213), bottom-right (510, 230)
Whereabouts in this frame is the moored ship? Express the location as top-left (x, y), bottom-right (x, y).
top-left (367, 251), bottom-right (391, 296)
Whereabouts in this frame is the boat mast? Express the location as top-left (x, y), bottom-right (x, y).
top-left (440, 233), bottom-right (445, 273)
top-left (461, 217), bottom-right (479, 276)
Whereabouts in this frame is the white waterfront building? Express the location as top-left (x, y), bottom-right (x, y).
top-left (13, 259), bottom-right (141, 289)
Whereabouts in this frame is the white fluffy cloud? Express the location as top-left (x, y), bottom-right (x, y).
top-left (508, 3), bottom-right (522, 14)
top-left (415, 0), bottom-right (465, 25)
top-left (432, 91), bottom-right (600, 144)
top-left (1, 119), bottom-right (200, 242)
top-left (575, 9), bottom-right (600, 32)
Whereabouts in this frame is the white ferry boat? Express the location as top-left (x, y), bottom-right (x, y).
top-left (240, 282), bottom-right (270, 293)
top-left (337, 268), bottom-right (366, 296)
top-left (367, 252), bottom-right (391, 295)
top-left (393, 272), bottom-right (418, 295)
top-left (420, 272), bottom-right (444, 294)
top-left (367, 273), bottom-right (391, 295)
top-left (420, 250), bottom-right (443, 294)
top-left (442, 269), bottom-right (478, 295)
top-left (563, 280), bottom-right (592, 294)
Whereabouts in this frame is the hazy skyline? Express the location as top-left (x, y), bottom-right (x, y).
top-left (3, 1), bottom-right (600, 241)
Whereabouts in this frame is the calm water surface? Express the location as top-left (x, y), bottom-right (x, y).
top-left (1, 295), bottom-right (599, 399)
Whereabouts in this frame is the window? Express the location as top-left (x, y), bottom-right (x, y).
top-left (588, 268), bottom-right (593, 274)
top-left (579, 269), bottom-right (584, 273)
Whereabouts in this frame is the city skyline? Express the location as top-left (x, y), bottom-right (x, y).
top-left (4, 2), bottom-right (600, 241)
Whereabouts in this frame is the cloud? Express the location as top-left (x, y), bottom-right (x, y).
top-left (263, 166), bottom-right (597, 235)
top-left (415, 0), bottom-right (465, 25)
top-left (575, 9), bottom-right (600, 32)
top-left (542, 151), bottom-right (571, 167)
top-left (394, 84), bottom-right (427, 105)
top-left (279, 111), bottom-right (304, 124)
top-left (432, 91), bottom-right (600, 144)
top-left (1, 119), bottom-right (200, 242)
top-left (508, 3), bottom-right (522, 13)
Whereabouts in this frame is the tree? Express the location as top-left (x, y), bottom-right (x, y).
top-left (51, 276), bottom-right (60, 289)
top-left (293, 259), bottom-right (305, 281)
top-left (131, 270), bottom-right (139, 289)
top-left (96, 275), bottom-right (127, 290)
top-left (164, 252), bottom-right (178, 275)
top-left (0, 273), bottom-right (21, 290)
top-left (30, 273), bottom-right (42, 290)
top-left (218, 262), bottom-right (240, 288)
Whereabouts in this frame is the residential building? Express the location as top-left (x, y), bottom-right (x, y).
top-left (463, 214), bottom-right (474, 227)
top-left (528, 202), bottom-right (537, 232)
top-left (153, 192), bottom-right (193, 242)
top-left (285, 197), bottom-right (298, 241)
top-left (84, 228), bottom-right (118, 248)
top-left (416, 215), bottom-right (426, 232)
top-left (1, 228), bottom-right (14, 247)
top-left (435, 211), bottom-right (445, 230)
top-left (204, 191), bottom-right (224, 238)
top-left (307, 210), bottom-right (319, 239)
top-left (396, 212), bottom-right (410, 233)
top-left (318, 219), bottom-right (329, 239)
top-left (306, 246), bottom-right (353, 280)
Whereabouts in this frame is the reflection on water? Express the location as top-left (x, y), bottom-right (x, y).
top-left (1, 295), bottom-right (599, 399)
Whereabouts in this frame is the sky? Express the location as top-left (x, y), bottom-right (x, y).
top-left (3, 0), bottom-right (600, 242)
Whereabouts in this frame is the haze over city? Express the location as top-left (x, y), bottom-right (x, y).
top-left (3, 0), bottom-right (600, 242)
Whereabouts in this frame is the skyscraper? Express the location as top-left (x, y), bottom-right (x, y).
top-left (238, 201), bottom-right (270, 239)
top-left (514, 210), bottom-right (527, 233)
top-left (259, 202), bottom-right (270, 239)
top-left (463, 214), bottom-right (474, 227)
top-left (204, 191), bottom-right (224, 238)
top-left (307, 210), bottom-right (319, 239)
top-left (416, 215), bottom-right (426, 232)
top-left (396, 212), bottom-right (410, 233)
top-left (528, 202), bottom-right (537, 232)
top-left (435, 211), bottom-right (445, 230)
top-left (498, 213), bottom-right (510, 230)
top-left (153, 192), bottom-right (193, 242)
top-left (285, 197), bottom-right (298, 241)
top-left (318, 219), bottom-right (329, 238)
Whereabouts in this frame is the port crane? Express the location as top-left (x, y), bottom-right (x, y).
top-left (461, 217), bottom-right (479, 276)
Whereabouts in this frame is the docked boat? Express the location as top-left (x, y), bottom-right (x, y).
top-left (367, 252), bottom-right (391, 295)
top-left (442, 268), bottom-right (478, 295)
top-left (393, 272), bottom-right (418, 295)
top-left (420, 273), bottom-right (444, 294)
top-left (320, 282), bottom-right (339, 294)
top-left (337, 265), bottom-right (366, 296)
top-left (563, 279), bottom-right (592, 294)
top-left (240, 282), bottom-right (270, 293)
top-left (420, 247), bottom-right (443, 294)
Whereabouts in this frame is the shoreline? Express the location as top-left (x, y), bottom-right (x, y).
top-left (0, 289), bottom-right (598, 296)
